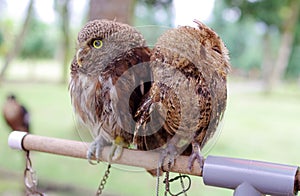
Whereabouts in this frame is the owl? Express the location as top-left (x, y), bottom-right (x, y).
top-left (69, 19), bottom-right (151, 163)
top-left (2, 94), bottom-right (30, 133)
top-left (134, 20), bottom-right (230, 171)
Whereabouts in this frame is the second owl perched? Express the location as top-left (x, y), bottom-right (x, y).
top-left (135, 20), bottom-right (230, 171)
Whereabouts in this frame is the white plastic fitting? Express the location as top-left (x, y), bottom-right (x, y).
top-left (8, 131), bottom-right (28, 150)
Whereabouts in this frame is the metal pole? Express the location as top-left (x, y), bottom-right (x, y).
top-left (203, 156), bottom-right (298, 196)
top-left (234, 182), bottom-right (264, 196)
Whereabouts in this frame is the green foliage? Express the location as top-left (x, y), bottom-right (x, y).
top-left (138, 0), bottom-right (172, 8)
top-left (215, 0), bottom-right (300, 79)
top-left (0, 19), bottom-right (15, 55)
top-left (20, 18), bottom-right (58, 59)
top-left (223, 0), bottom-right (290, 28)
top-left (210, 1), bottom-right (264, 71)
top-left (0, 31), bottom-right (3, 46)
top-left (134, 0), bottom-right (174, 47)
top-left (287, 23), bottom-right (300, 78)
top-left (286, 45), bottom-right (300, 78)
top-left (222, 20), bottom-right (263, 70)
top-left (134, 0), bottom-right (174, 27)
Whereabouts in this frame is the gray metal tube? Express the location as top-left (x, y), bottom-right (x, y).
top-left (203, 155), bottom-right (298, 195)
top-left (234, 182), bottom-right (264, 196)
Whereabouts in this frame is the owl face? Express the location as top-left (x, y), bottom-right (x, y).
top-left (74, 19), bottom-right (146, 76)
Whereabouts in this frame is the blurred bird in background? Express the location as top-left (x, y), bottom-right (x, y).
top-left (2, 94), bottom-right (30, 133)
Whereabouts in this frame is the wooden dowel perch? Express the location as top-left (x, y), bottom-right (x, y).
top-left (8, 131), bottom-right (202, 176)
top-left (8, 131), bottom-right (299, 195)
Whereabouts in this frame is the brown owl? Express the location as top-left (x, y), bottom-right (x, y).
top-left (69, 19), bottom-right (151, 163)
top-left (134, 20), bottom-right (230, 171)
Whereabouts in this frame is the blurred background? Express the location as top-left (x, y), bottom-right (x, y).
top-left (0, 0), bottom-right (300, 195)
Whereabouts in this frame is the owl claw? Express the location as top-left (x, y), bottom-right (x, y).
top-left (188, 142), bottom-right (204, 171)
top-left (87, 135), bottom-right (109, 165)
top-left (87, 142), bottom-right (101, 165)
top-left (109, 136), bottom-right (127, 162)
top-left (109, 144), bottom-right (123, 162)
top-left (159, 144), bottom-right (178, 171)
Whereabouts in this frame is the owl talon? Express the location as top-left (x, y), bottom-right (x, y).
top-left (188, 142), bottom-right (204, 171)
top-left (109, 144), bottom-right (123, 161)
top-left (109, 136), bottom-right (128, 161)
top-left (159, 144), bottom-right (178, 171)
top-left (87, 135), bottom-right (109, 164)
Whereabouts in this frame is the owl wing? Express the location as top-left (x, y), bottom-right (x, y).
top-left (185, 20), bottom-right (230, 149)
top-left (107, 46), bottom-right (151, 139)
top-left (21, 105), bottom-right (30, 132)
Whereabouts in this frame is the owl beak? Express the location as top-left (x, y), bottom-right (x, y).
top-left (76, 48), bottom-right (83, 67)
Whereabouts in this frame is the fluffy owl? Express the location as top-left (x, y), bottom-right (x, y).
top-left (134, 20), bottom-right (230, 171)
top-left (69, 19), bottom-right (151, 163)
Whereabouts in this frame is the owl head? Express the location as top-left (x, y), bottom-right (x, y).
top-left (73, 19), bottom-right (146, 75)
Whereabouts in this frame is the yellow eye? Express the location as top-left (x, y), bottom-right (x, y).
top-left (92, 39), bottom-right (103, 49)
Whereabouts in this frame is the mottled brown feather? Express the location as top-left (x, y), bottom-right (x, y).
top-left (136, 20), bottom-right (230, 159)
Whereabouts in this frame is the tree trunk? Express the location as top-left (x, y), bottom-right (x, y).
top-left (61, 0), bottom-right (71, 84)
top-left (54, 0), bottom-right (71, 84)
top-left (88, 0), bottom-right (135, 24)
top-left (0, 0), bottom-right (34, 81)
top-left (265, 0), bottom-right (300, 92)
top-left (261, 32), bottom-right (273, 89)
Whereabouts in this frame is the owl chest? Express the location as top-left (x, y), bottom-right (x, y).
top-left (71, 75), bottom-right (116, 129)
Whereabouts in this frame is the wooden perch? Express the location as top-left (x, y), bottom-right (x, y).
top-left (8, 131), bottom-right (202, 176)
top-left (8, 131), bottom-right (299, 195)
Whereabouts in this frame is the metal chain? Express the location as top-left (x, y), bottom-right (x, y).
top-left (164, 160), bottom-right (171, 196)
top-left (24, 151), bottom-right (44, 196)
top-left (95, 163), bottom-right (111, 196)
top-left (156, 160), bottom-right (161, 196)
top-left (179, 174), bottom-right (188, 196)
top-left (163, 158), bottom-right (191, 196)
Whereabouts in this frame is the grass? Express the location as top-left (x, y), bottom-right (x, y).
top-left (0, 81), bottom-right (300, 195)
